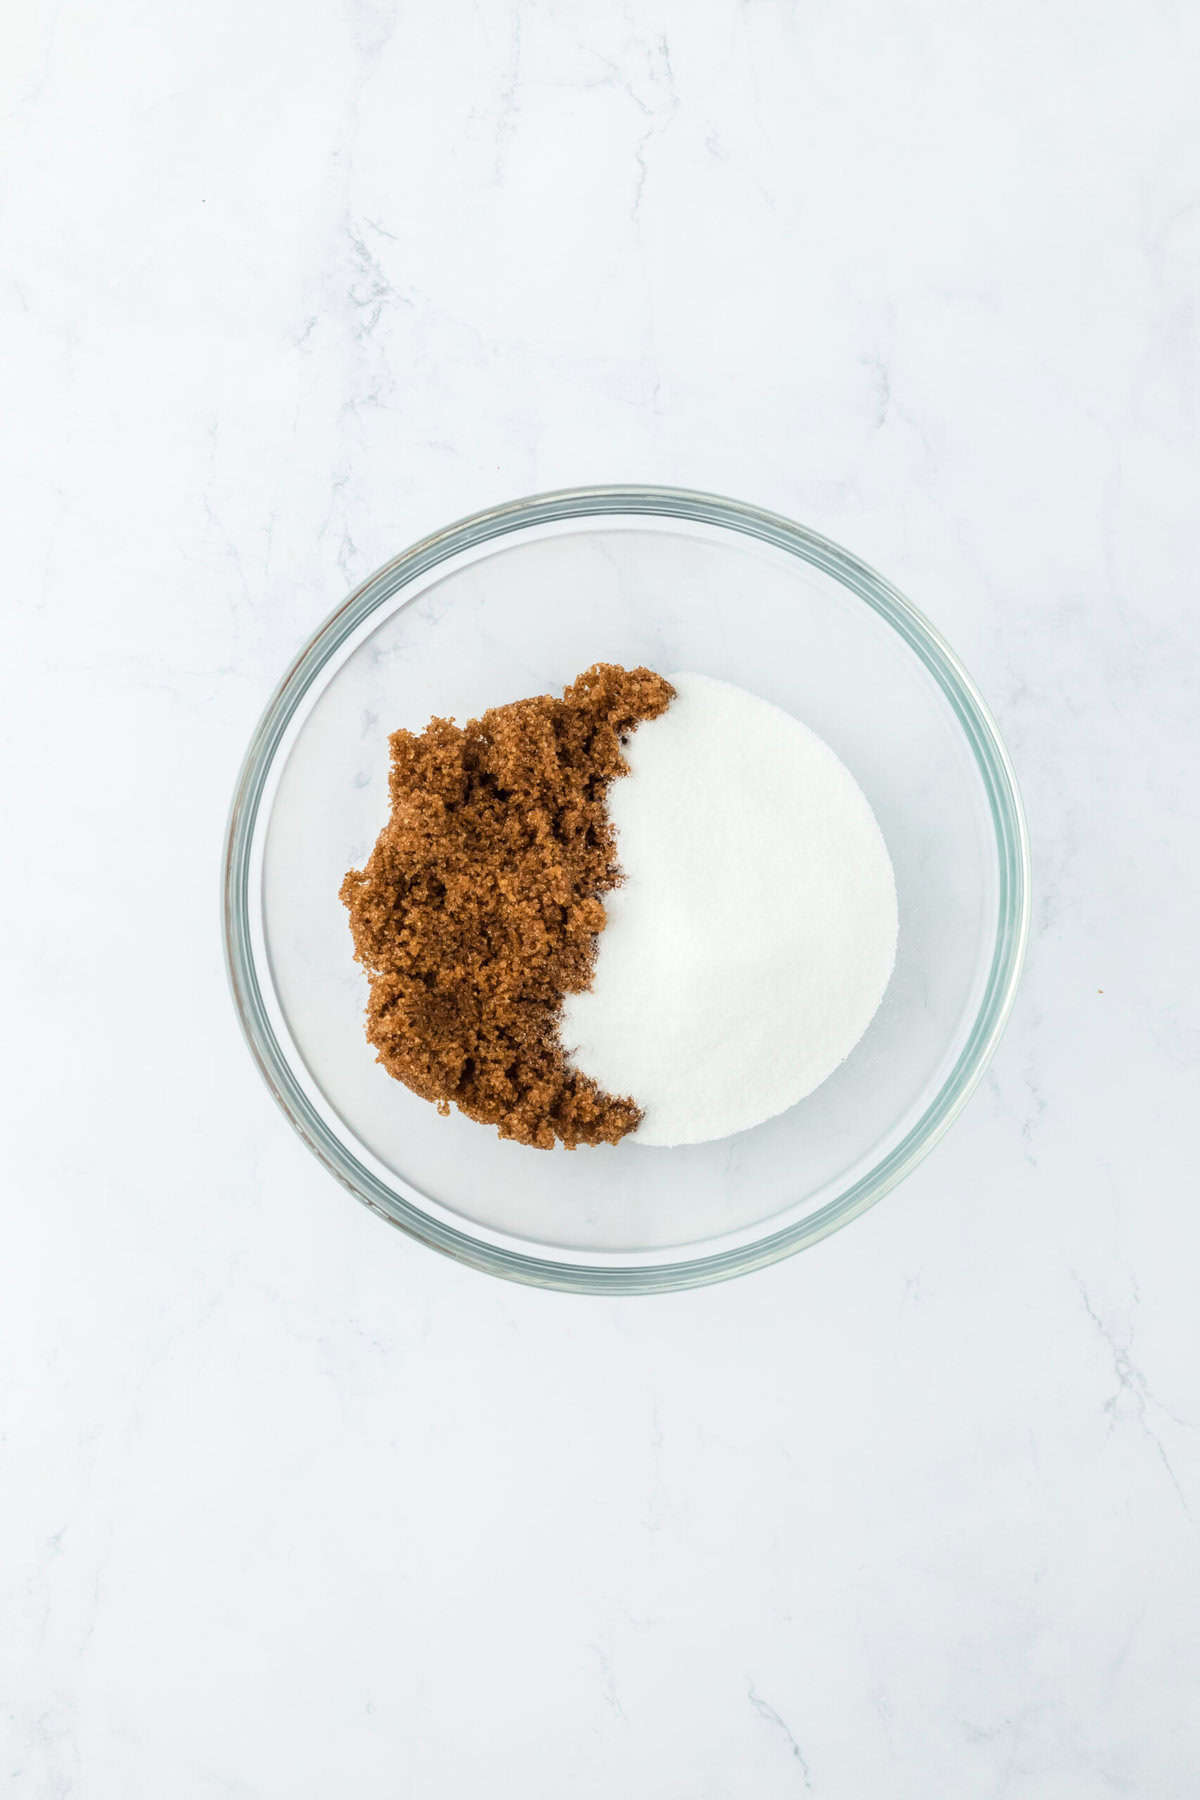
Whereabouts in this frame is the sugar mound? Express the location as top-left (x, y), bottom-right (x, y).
top-left (559, 672), bottom-right (898, 1147)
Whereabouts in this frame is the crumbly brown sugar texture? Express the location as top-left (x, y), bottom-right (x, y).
top-left (340, 663), bottom-right (674, 1148)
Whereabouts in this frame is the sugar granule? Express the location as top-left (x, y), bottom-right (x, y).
top-left (559, 672), bottom-right (898, 1147)
top-left (340, 662), bottom-right (674, 1149)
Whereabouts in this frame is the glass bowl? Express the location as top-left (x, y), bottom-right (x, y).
top-left (223, 486), bottom-right (1029, 1292)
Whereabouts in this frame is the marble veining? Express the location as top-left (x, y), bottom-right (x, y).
top-left (3, 0), bottom-right (1198, 1795)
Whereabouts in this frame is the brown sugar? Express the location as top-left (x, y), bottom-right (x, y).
top-left (340, 663), bottom-right (675, 1148)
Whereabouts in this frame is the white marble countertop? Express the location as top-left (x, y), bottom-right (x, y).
top-left (4, 3), bottom-right (1199, 1794)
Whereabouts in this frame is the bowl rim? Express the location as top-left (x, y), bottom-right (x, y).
top-left (223, 483), bottom-right (1031, 1293)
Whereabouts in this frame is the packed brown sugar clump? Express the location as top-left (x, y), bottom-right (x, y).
top-left (340, 663), bottom-right (675, 1148)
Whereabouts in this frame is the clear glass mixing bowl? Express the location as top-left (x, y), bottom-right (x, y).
top-left (224, 487), bottom-right (1030, 1292)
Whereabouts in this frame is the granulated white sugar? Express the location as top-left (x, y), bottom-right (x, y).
top-left (559, 672), bottom-right (898, 1147)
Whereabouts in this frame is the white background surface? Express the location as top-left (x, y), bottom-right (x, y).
top-left (3, 2), bottom-right (1199, 1795)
